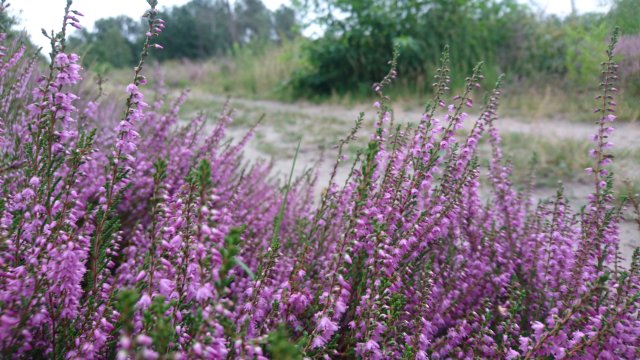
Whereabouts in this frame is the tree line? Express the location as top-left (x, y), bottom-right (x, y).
top-left (67, 0), bottom-right (299, 68)
top-left (289, 0), bottom-right (640, 95)
top-left (35, 0), bottom-right (640, 97)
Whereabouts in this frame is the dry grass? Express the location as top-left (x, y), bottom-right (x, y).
top-left (502, 83), bottom-right (640, 123)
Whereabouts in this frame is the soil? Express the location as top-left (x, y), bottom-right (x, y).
top-left (194, 94), bottom-right (640, 265)
top-left (203, 94), bottom-right (640, 149)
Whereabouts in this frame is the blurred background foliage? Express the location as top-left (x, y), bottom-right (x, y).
top-left (11, 0), bottom-right (640, 108)
top-left (290, 0), bottom-right (532, 95)
top-left (67, 0), bottom-right (299, 66)
top-left (1, 0), bottom-right (38, 47)
top-left (289, 0), bottom-right (640, 97)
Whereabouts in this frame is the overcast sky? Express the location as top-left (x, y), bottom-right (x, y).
top-left (11, 0), bottom-right (611, 50)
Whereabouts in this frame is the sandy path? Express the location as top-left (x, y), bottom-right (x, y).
top-left (193, 94), bottom-right (639, 264)
top-left (201, 94), bottom-right (640, 150)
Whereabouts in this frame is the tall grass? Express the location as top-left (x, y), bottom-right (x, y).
top-left (106, 38), bottom-right (308, 100)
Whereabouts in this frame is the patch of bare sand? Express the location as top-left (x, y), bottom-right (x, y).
top-left (200, 95), bottom-right (639, 265)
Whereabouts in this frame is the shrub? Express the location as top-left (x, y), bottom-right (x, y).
top-left (0, 1), bottom-right (638, 359)
top-left (564, 16), bottom-right (610, 88)
top-left (290, 0), bottom-right (571, 98)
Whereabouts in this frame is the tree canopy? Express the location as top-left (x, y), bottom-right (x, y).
top-left (68, 0), bottom-right (299, 68)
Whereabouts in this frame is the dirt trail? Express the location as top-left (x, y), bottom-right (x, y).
top-left (193, 93), bottom-right (639, 264)
top-left (203, 94), bottom-right (640, 150)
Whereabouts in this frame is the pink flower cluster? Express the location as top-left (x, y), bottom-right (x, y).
top-left (615, 34), bottom-right (640, 77)
top-left (0, 3), bottom-right (637, 360)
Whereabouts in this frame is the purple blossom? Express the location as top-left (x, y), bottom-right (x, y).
top-left (0, 5), bottom-right (637, 360)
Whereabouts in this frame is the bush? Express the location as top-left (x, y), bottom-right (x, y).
top-left (67, 0), bottom-right (300, 68)
top-left (0, 1), bottom-right (638, 359)
top-left (290, 0), bottom-right (570, 97)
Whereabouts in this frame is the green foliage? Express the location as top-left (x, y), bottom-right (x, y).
top-left (59, 0), bottom-right (638, 104)
top-left (155, 0), bottom-right (234, 61)
top-left (389, 293), bottom-right (407, 319)
top-left (153, 158), bottom-right (168, 184)
top-left (234, 0), bottom-right (273, 43)
top-left (68, 16), bottom-right (141, 68)
top-left (608, 0), bottom-right (640, 34)
top-left (114, 288), bottom-right (140, 335)
top-left (67, 0), bottom-right (300, 68)
top-left (143, 296), bottom-right (176, 354)
top-left (0, 0), bottom-right (14, 33)
top-left (287, 0), bottom-right (640, 99)
top-left (266, 326), bottom-right (303, 359)
top-left (274, 5), bottom-right (299, 42)
top-left (222, 38), bottom-right (308, 98)
top-left (218, 227), bottom-right (243, 289)
top-left (564, 15), bottom-right (610, 87)
top-left (498, 132), bottom-right (593, 186)
top-left (196, 158), bottom-right (212, 190)
top-left (290, 0), bottom-right (538, 96)
top-left (499, 15), bottom-right (567, 77)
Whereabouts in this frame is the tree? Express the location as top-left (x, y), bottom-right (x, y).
top-left (0, 0), bottom-right (15, 33)
top-left (68, 16), bottom-right (140, 68)
top-left (291, 0), bottom-right (535, 95)
top-left (234, 0), bottom-right (273, 42)
top-left (66, 0), bottom-right (301, 66)
top-left (273, 5), bottom-right (299, 42)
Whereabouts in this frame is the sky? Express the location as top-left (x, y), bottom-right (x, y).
top-left (11, 0), bottom-right (611, 50)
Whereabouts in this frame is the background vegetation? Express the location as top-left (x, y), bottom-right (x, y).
top-left (67, 0), bottom-right (299, 66)
top-left (58, 0), bottom-right (640, 97)
top-left (11, 0), bottom-right (638, 120)
top-left (2, 1), bottom-right (639, 354)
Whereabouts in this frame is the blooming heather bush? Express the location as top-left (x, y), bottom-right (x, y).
top-left (615, 34), bottom-right (640, 96)
top-left (1, 1), bottom-right (639, 359)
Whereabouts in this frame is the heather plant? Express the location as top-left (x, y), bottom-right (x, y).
top-left (0, 1), bottom-right (639, 360)
top-left (615, 34), bottom-right (640, 96)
